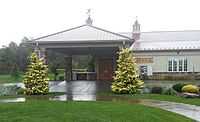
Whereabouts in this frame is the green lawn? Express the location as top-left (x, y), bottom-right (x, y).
top-left (0, 100), bottom-right (193, 122)
top-left (0, 74), bottom-right (23, 83)
top-left (106, 93), bottom-right (200, 106)
top-left (0, 74), bottom-right (55, 83)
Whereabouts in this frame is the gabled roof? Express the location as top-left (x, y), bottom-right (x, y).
top-left (120, 30), bottom-right (200, 51)
top-left (34, 25), bottom-right (132, 43)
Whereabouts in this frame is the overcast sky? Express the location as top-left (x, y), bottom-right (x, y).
top-left (0, 0), bottom-right (200, 47)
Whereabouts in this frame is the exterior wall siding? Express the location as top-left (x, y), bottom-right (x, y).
top-left (134, 50), bottom-right (200, 80)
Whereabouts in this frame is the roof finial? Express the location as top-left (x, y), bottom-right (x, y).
top-left (86, 9), bottom-right (93, 25)
top-left (135, 16), bottom-right (138, 24)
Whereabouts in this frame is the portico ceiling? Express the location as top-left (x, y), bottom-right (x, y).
top-left (47, 46), bottom-right (119, 56)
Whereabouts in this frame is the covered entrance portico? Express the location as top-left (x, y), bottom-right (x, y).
top-left (47, 46), bottom-right (118, 81)
top-left (32, 23), bottom-right (132, 81)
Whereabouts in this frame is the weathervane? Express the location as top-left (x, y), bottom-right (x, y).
top-left (86, 9), bottom-right (91, 17)
top-left (135, 16), bottom-right (138, 20)
top-left (134, 16), bottom-right (139, 24)
top-left (85, 9), bottom-right (93, 25)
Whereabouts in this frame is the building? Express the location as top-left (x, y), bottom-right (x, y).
top-left (121, 20), bottom-right (200, 80)
top-left (32, 16), bottom-right (132, 81)
top-left (31, 16), bottom-right (200, 81)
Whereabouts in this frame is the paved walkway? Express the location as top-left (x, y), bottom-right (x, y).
top-left (49, 80), bottom-right (110, 93)
top-left (50, 81), bottom-right (111, 101)
top-left (141, 99), bottom-right (200, 122)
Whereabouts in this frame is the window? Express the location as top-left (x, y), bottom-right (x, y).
top-left (179, 60), bottom-right (183, 71)
top-left (173, 59), bottom-right (177, 71)
top-left (168, 60), bottom-right (172, 71)
top-left (168, 58), bottom-right (188, 72)
top-left (140, 66), bottom-right (148, 75)
top-left (184, 59), bottom-right (188, 71)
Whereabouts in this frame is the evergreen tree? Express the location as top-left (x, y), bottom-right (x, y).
top-left (23, 52), bottom-right (49, 95)
top-left (112, 48), bottom-right (144, 94)
top-left (10, 63), bottom-right (20, 81)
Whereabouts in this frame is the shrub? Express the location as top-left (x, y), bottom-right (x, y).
top-left (112, 48), bottom-right (144, 94)
top-left (141, 87), bottom-right (151, 94)
top-left (0, 85), bottom-right (20, 96)
top-left (58, 76), bottom-right (64, 81)
top-left (163, 88), bottom-right (177, 95)
top-left (172, 83), bottom-right (187, 92)
top-left (151, 86), bottom-right (163, 94)
top-left (17, 88), bottom-right (25, 95)
top-left (23, 53), bottom-right (49, 95)
top-left (182, 84), bottom-right (199, 93)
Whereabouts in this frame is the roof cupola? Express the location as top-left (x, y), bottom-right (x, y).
top-left (132, 17), bottom-right (141, 40)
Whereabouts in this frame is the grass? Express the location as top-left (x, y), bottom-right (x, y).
top-left (2, 93), bottom-right (200, 106)
top-left (0, 92), bottom-right (65, 99)
top-left (0, 100), bottom-right (193, 122)
top-left (102, 93), bottom-right (200, 106)
top-left (0, 74), bottom-right (23, 83)
top-left (0, 73), bottom-right (55, 83)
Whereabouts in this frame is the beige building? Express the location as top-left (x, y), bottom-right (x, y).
top-left (121, 20), bottom-right (200, 80)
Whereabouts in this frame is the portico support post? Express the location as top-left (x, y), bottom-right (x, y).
top-left (65, 55), bottom-right (72, 81)
top-left (40, 48), bottom-right (47, 64)
top-left (34, 47), bottom-right (47, 64)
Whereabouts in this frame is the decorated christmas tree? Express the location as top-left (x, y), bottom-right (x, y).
top-left (23, 52), bottom-right (49, 95)
top-left (112, 48), bottom-right (143, 94)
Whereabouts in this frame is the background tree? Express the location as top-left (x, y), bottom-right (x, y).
top-left (47, 52), bottom-right (95, 81)
top-left (10, 63), bottom-right (20, 80)
top-left (112, 48), bottom-right (144, 94)
top-left (23, 53), bottom-right (49, 95)
top-left (0, 37), bottom-right (32, 75)
top-left (47, 50), bottom-right (65, 80)
top-left (72, 55), bottom-right (94, 70)
top-left (18, 37), bottom-right (33, 71)
top-left (0, 42), bottom-right (18, 74)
